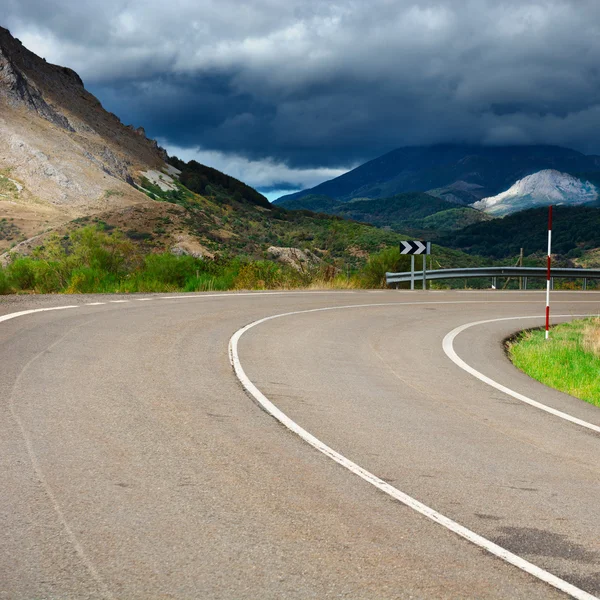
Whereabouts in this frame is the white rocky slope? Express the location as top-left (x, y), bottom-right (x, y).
top-left (472, 170), bottom-right (598, 216)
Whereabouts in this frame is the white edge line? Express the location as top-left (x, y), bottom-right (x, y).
top-left (442, 314), bottom-right (600, 435)
top-left (228, 304), bottom-right (598, 600)
top-left (0, 305), bottom-right (79, 324)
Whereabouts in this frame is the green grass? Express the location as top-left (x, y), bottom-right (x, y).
top-left (508, 319), bottom-right (600, 406)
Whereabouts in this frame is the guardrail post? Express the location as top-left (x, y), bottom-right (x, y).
top-left (411, 255), bottom-right (415, 290)
top-left (583, 278), bottom-right (587, 291)
top-left (551, 277), bottom-right (554, 290)
top-left (523, 276), bottom-right (528, 290)
top-left (422, 254), bottom-right (427, 290)
top-left (492, 276), bottom-right (497, 289)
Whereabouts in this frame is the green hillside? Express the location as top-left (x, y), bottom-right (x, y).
top-left (281, 192), bottom-right (490, 234)
top-left (440, 205), bottom-right (600, 259)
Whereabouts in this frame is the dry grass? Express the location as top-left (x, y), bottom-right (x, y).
top-left (583, 318), bottom-right (600, 357)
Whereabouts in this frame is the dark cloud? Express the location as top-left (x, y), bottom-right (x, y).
top-left (3, 0), bottom-right (600, 189)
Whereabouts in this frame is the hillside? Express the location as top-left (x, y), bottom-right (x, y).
top-left (280, 192), bottom-right (491, 235)
top-left (440, 205), bottom-right (600, 261)
top-left (276, 144), bottom-right (600, 205)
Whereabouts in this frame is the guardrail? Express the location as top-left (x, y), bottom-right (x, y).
top-left (386, 266), bottom-right (600, 290)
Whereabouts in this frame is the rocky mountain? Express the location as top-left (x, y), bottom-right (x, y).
top-left (472, 170), bottom-right (599, 216)
top-left (0, 25), bottom-right (174, 251)
top-left (275, 144), bottom-right (600, 207)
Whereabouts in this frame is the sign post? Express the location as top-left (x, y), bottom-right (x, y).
top-left (400, 241), bottom-right (431, 290)
top-left (545, 206), bottom-right (553, 340)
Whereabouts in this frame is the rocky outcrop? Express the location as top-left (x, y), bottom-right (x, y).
top-left (0, 26), bottom-right (168, 177)
top-left (267, 246), bottom-right (321, 271)
top-left (0, 37), bottom-right (74, 131)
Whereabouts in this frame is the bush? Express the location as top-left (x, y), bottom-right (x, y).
top-left (7, 258), bottom-right (36, 290)
top-left (0, 266), bottom-right (11, 294)
top-left (70, 226), bottom-right (139, 274)
top-left (142, 253), bottom-right (202, 287)
top-left (30, 261), bottom-right (66, 293)
top-left (234, 261), bottom-right (302, 290)
top-left (66, 267), bottom-right (110, 293)
top-left (359, 246), bottom-right (413, 288)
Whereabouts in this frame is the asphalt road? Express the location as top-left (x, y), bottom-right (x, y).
top-left (1, 290), bottom-right (599, 599)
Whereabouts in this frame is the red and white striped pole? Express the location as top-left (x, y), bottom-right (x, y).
top-left (545, 205), bottom-right (553, 340)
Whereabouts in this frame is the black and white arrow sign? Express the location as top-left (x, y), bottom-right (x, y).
top-left (400, 241), bottom-right (430, 255)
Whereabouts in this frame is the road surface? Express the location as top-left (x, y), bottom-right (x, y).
top-left (1, 290), bottom-right (599, 599)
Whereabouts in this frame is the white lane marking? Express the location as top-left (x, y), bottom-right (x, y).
top-left (136, 298), bottom-right (153, 301)
top-left (85, 302), bottom-right (106, 306)
top-left (158, 291), bottom-right (357, 300)
top-left (0, 305), bottom-right (79, 324)
top-left (443, 315), bottom-right (600, 434)
top-left (229, 304), bottom-right (598, 600)
top-left (109, 300), bottom-right (129, 303)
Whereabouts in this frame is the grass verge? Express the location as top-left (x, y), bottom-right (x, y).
top-left (507, 319), bottom-right (600, 407)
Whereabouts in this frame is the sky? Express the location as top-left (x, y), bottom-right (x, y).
top-left (3, 0), bottom-right (600, 200)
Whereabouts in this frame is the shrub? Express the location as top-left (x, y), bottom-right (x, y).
top-left (234, 261), bottom-right (302, 289)
top-left (70, 226), bottom-right (139, 274)
top-left (0, 266), bottom-right (11, 294)
top-left (359, 246), bottom-right (413, 288)
top-left (66, 267), bottom-right (109, 293)
top-left (7, 258), bottom-right (36, 290)
top-left (30, 261), bottom-right (66, 293)
top-left (142, 253), bottom-right (201, 287)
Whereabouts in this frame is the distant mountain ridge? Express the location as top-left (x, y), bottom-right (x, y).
top-left (275, 144), bottom-right (600, 206)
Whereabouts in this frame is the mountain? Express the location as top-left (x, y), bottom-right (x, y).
top-left (472, 170), bottom-right (599, 216)
top-left (275, 144), bottom-right (600, 206)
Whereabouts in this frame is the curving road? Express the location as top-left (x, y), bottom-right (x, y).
top-left (1, 290), bottom-right (600, 599)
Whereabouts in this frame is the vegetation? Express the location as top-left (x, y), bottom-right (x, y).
top-left (168, 156), bottom-right (271, 208)
top-left (272, 192), bottom-right (490, 236)
top-left (418, 207), bottom-right (492, 232)
top-left (0, 224), bottom-right (498, 294)
top-left (0, 174), bottom-right (19, 197)
top-left (507, 319), bottom-right (600, 407)
top-left (440, 205), bottom-right (600, 258)
top-left (0, 217), bottom-right (21, 242)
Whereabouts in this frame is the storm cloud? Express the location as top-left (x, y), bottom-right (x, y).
top-left (3, 0), bottom-right (600, 192)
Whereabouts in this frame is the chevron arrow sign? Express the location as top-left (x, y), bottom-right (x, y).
top-left (400, 241), bottom-right (430, 255)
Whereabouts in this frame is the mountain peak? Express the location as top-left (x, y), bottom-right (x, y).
top-left (472, 170), bottom-right (599, 216)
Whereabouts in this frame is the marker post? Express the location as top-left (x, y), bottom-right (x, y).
top-left (545, 206), bottom-right (553, 340)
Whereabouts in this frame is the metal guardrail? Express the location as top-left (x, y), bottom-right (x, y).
top-left (386, 267), bottom-right (600, 289)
